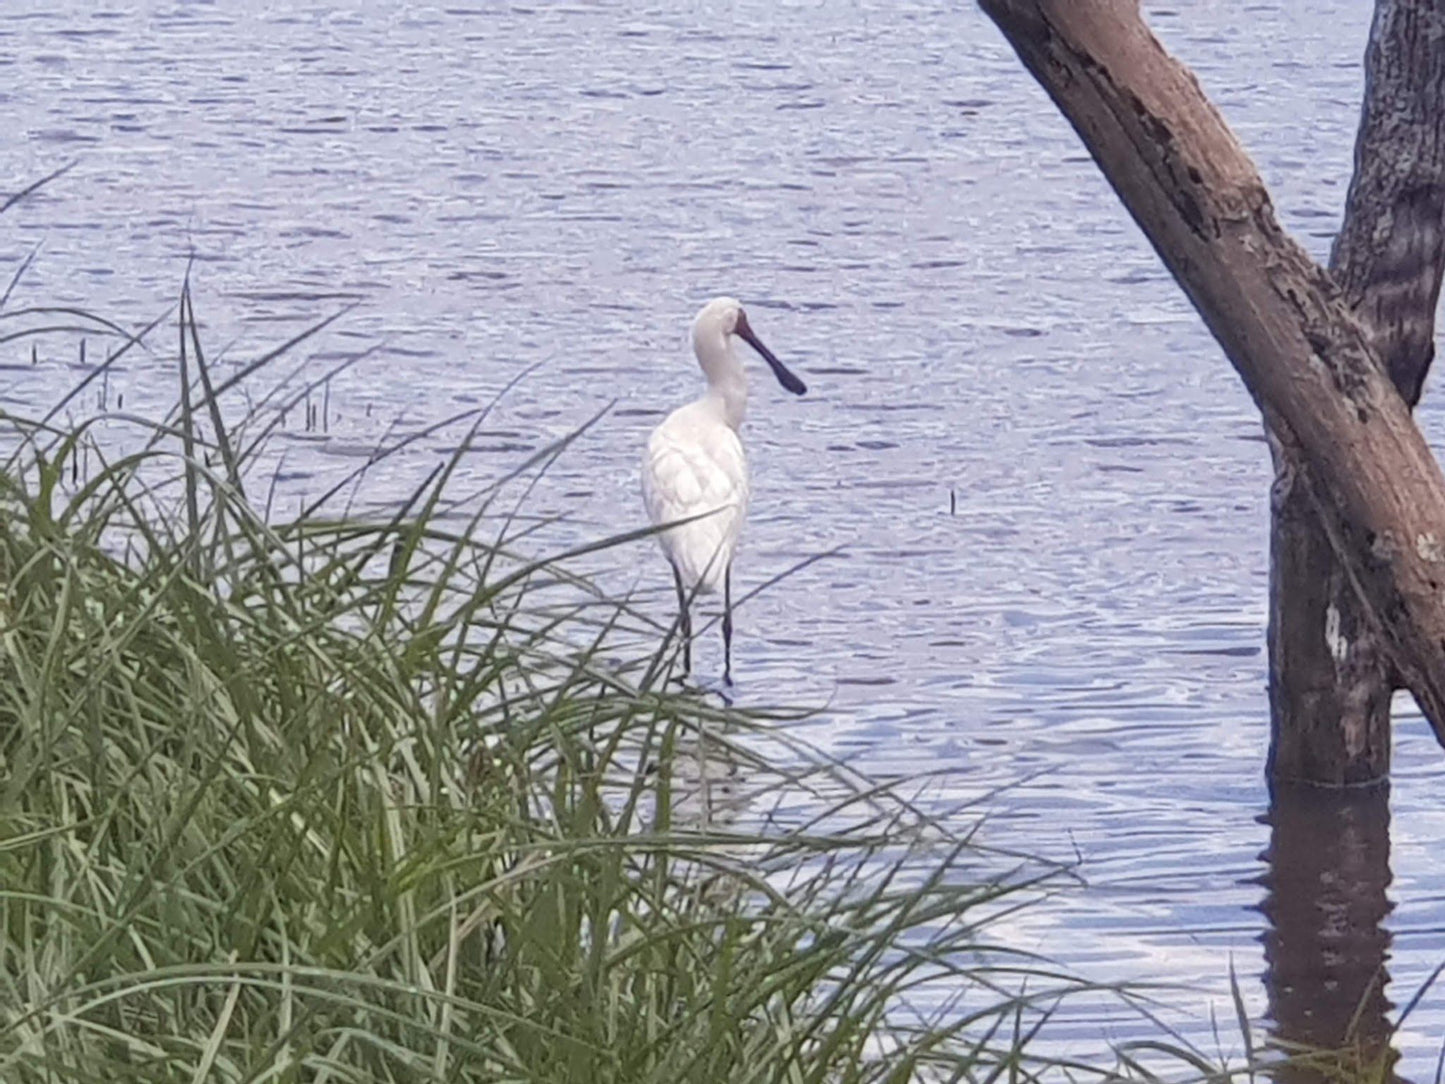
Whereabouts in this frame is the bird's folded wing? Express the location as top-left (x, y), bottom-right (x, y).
top-left (642, 425), bottom-right (750, 587)
top-left (644, 425), bottom-right (747, 522)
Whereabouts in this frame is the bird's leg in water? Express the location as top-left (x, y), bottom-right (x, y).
top-left (672, 563), bottom-right (692, 675)
top-left (723, 565), bottom-right (734, 686)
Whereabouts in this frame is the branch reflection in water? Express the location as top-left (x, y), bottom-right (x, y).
top-left (1258, 779), bottom-right (1396, 1081)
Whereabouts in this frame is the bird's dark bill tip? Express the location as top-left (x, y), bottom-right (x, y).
top-left (736, 315), bottom-right (807, 396)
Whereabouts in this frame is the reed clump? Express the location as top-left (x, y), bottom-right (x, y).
top-left (0, 278), bottom-right (1112, 1082)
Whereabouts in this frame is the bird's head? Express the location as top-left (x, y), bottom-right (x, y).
top-left (692, 296), bottom-right (807, 396)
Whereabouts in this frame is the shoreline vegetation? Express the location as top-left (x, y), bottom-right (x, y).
top-left (0, 292), bottom-right (1086, 1082)
top-left (0, 186), bottom-right (1393, 1082)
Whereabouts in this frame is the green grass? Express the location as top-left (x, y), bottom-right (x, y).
top-left (0, 275), bottom-right (1118, 1083)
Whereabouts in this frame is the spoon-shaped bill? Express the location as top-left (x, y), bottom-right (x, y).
top-left (736, 313), bottom-right (807, 396)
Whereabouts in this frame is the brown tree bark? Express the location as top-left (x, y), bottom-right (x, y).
top-left (977, 0), bottom-right (1445, 747)
top-left (1269, 0), bottom-right (1445, 785)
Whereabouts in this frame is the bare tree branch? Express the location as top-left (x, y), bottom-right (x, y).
top-left (979, 0), bottom-right (1445, 745)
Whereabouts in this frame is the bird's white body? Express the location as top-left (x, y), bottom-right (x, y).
top-left (642, 394), bottom-right (749, 594)
top-left (641, 296), bottom-right (805, 680)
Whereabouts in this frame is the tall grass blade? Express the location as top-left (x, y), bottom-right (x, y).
top-left (0, 160), bottom-right (76, 215)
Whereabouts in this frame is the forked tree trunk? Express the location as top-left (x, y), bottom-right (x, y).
top-left (977, 0), bottom-right (1445, 750)
top-left (1269, 0), bottom-right (1445, 785)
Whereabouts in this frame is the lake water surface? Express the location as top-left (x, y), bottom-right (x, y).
top-left (4, 0), bottom-right (1445, 1071)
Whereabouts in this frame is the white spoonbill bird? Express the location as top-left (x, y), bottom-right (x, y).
top-left (642, 297), bottom-right (807, 683)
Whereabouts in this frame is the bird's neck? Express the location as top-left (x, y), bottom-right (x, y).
top-left (703, 372), bottom-right (746, 430)
top-left (698, 339), bottom-right (748, 430)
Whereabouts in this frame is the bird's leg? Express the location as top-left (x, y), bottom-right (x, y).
top-left (723, 564), bottom-right (734, 686)
top-left (672, 562), bottom-right (692, 676)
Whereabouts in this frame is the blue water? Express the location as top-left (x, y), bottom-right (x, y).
top-left (3, 0), bottom-right (1443, 1070)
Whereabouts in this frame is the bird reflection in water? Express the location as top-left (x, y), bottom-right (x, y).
top-left (1257, 780), bottom-right (1396, 1082)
